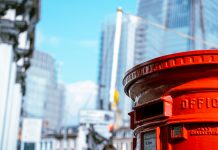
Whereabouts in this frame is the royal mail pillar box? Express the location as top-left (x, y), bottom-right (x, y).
top-left (123, 50), bottom-right (218, 150)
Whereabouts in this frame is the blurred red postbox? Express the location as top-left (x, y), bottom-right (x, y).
top-left (123, 50), bottom-right (218, 150)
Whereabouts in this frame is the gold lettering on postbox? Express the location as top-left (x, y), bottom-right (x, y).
top-left (181, 98), bottom-right (218, 110)
top-left (190, 127), bottom-right (218, 136)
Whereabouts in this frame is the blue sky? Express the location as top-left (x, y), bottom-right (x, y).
top-left (36, 0), bottom-right (136, 83)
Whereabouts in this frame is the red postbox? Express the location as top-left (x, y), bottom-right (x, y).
top-left (123, 50), bottom-right (218, 150)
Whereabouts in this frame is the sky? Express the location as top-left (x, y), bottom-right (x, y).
top-left (36, 0), bottom-right (137, 84)
top-left (62, 81), bottom-right (97, 126)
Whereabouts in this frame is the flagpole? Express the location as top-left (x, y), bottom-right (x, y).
top-left (109, 8), bottom-right (123, 110)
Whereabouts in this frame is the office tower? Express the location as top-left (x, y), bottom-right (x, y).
top-left (97, 22), bottom-right (115, 110)
top-left (0, 0), bottom-right (40, 149)
top-left (137, 0), bottom-right (218, 57)
top-left (97, 13), bottom-right (143, 125)
top-left (23, 50), bottom-right (62, 132)
top-left (116, 15), bottom-right (143, 125)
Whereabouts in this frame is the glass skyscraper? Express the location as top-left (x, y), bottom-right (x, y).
top-left (97, 22), bottom-right (115, 110)
top-left (137, 0), bottom-right (218, 58)
top-left (116, 15), bottom-right (143, 125)
top-left (97, 13), bottom-right (143, 125)
top-left (23, 50), bottom-right (62, 131)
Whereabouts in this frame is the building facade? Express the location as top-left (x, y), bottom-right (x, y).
top-left (0, 0), bottom-right (40, 149)
top-left (97, 13), bottom-right (143, 126)
top-left (137, 0), bottom-right (218, 57)
top-left (97, 22), bottom-right (115, 110)
top-left (23, 50), bottom-right (62, 132)
top-left (113, 127), bottom-right (133, 150)
top-left (41, 127), bottom-right (78, 150)
top-left (116, 14), bottom-right (143, 126)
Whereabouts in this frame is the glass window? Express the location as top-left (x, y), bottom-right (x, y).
top-left (143, 131), bottom-right (156, 150)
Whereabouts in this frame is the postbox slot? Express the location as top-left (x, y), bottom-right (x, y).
top-left (135, 101), bottom-right (164, 121)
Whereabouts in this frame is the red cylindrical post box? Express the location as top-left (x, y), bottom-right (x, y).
top-left (123, 50), bottom-right (218, 150)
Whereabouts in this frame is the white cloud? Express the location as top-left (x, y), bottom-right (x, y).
top-left (62, 80), bottom-right (98, 126)
top-left (36, 30), bottom-right (61, 47)
top-left (36, 30), bottom-right (98, 53)
top-left (78, 40), bottom-right (98, 49)
top-left (48, 36), bottom-right (61, 45)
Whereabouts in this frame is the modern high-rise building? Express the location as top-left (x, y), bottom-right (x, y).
top-left (116, 14), bottom-right (144, 125)
top-left (97, 12), bottom-right (143, 126)
top-left (137, 0), bottom-right (218, 57)
top-left (97, 22), bottom-right (115, 110)
top-left (22, 50), bottom-right (63, 131)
